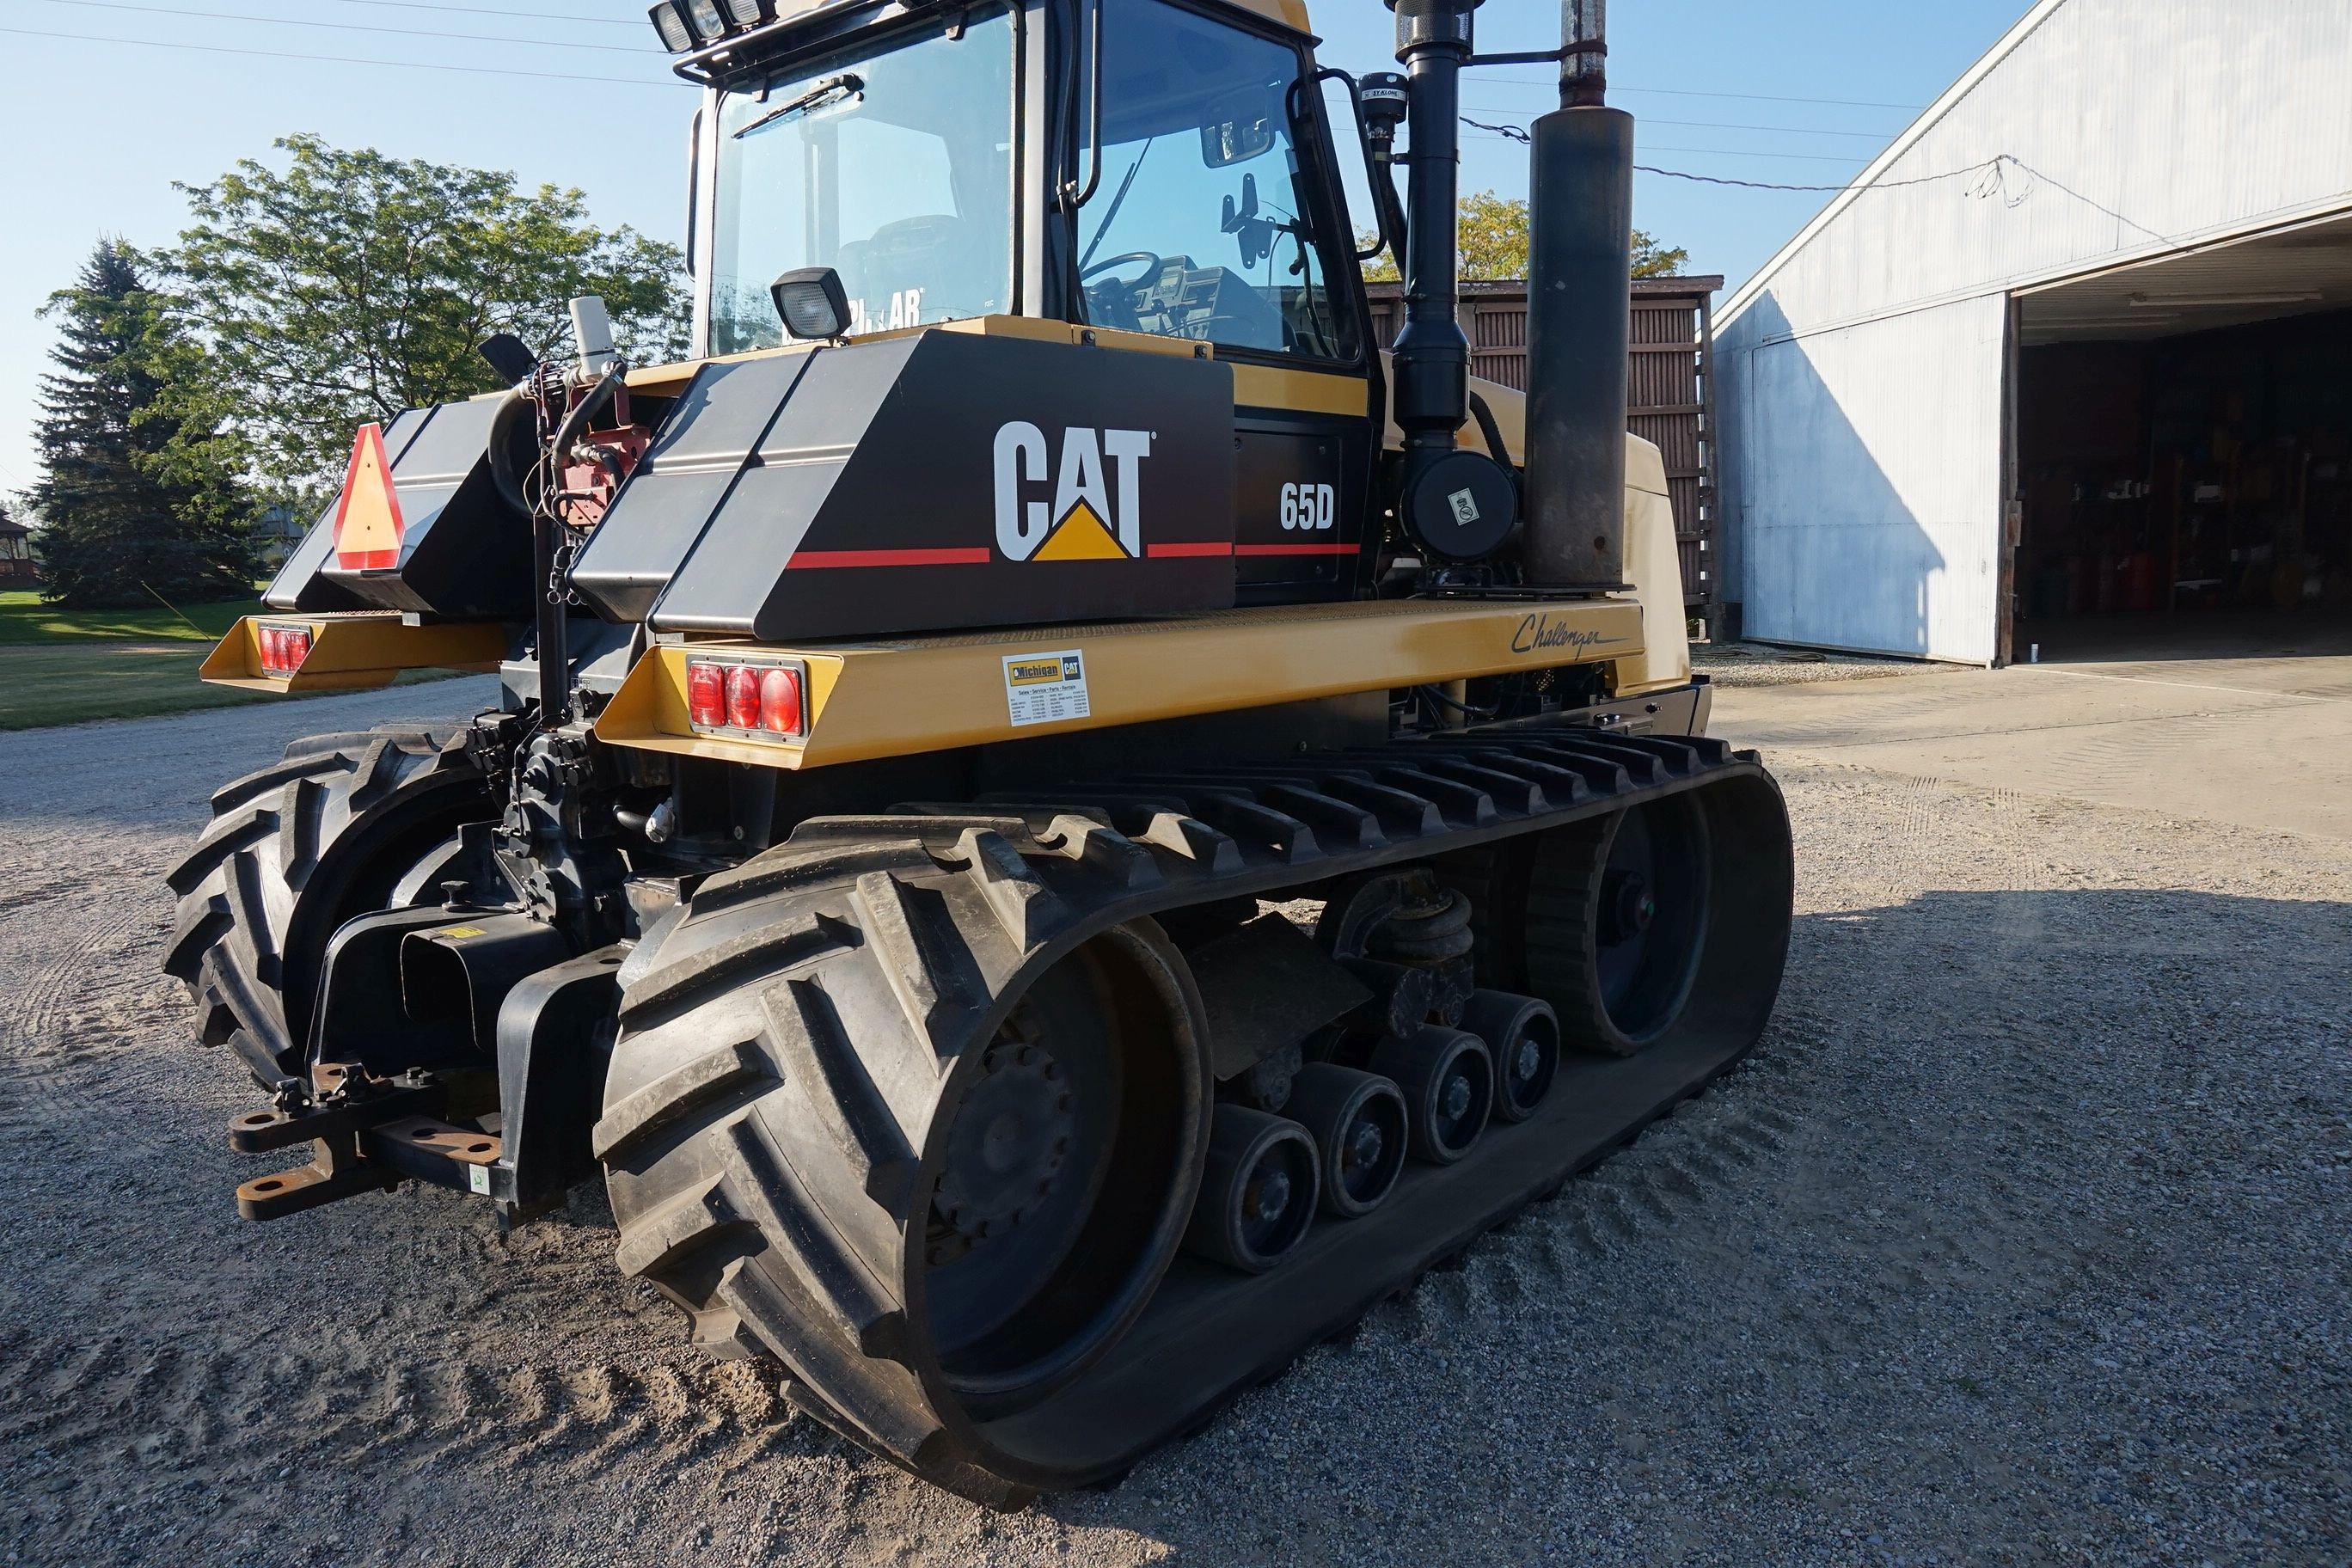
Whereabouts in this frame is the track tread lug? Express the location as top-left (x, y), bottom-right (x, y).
top-left (720, 1119), bottom-right (906, 1362)
top-left (693, 838), bottom-right (934, 917)
top-left (852, 871), bottom-right (979, 1057)
top-left (592, 1036), bottom-right (774, 1163)
top-left (756, 977), bottom-right (921, 1210)
top-left (620, 911), bottom-right (852, 1024)
top-left (945, 827), bottom-right (1071, 950)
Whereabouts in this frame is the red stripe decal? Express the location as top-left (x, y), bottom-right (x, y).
top-left (786, 547), bottom-right (994, 569)
top-left (1144, 541), bottom-right (1234, 558)
top-left (1234, 542), bottom-right (1357, 557)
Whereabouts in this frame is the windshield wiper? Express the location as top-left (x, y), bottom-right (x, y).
top-left (1078, 136), bottom-right (1154, 271)
top-left (732, 73), bottom-right (863, 140)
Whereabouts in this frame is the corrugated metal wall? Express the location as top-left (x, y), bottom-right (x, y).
top-left (1365, 277), bottom-right (1722, 609)
top-left (1714, 0), bottom-right (2352, 661)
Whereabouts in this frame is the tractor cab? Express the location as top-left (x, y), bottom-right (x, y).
top-left (669, 0), bottom-right (1368, 366)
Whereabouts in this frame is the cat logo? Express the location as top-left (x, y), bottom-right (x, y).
top-left (992, 421), bottom-right (1153, 561)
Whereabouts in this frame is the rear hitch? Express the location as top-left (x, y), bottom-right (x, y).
top-left (231, 934), bottom-right (627, 1225)
top-left (229, 1063), bottom-right (511, 1222)
top-left (229, 1063), bottom-right (446, 1221)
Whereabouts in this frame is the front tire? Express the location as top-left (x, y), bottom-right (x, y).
top-left (163, 726), bottom-right (494, 1087)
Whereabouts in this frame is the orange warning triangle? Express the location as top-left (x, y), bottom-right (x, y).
top-left (1032, 499), bottom-right (1129, 561)
top-left (333, 423), bottom-right (406, 572)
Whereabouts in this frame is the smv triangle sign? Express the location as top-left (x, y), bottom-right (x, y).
top-left (333, 423), bottom-right (406, 571)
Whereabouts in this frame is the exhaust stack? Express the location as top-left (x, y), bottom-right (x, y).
top-left (1521, 0), bottom-right (1635, 588)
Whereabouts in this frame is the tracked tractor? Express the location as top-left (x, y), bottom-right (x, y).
top-left (166, 0), bottom-right (1792, 1504)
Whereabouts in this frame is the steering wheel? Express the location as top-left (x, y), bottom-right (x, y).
top-left (1079, 251), bottom-right (1165, 334)
top-left (1080, 251), bottom-right (1165, 287)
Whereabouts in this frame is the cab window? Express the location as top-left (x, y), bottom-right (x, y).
top-left (709, 7), bottom-right (1017, 353)
top-left (1074, 2), bottom-right (1359, 362)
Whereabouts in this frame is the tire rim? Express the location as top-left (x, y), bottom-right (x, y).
top-left (923, 927), bottom-right (1204, 1415)
top-left (1593, 799), bottom-right (1711, 1043)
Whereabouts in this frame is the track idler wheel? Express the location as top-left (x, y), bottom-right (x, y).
top-left (1184, 1106), bottom-right (1320, 1272)
top-left (1457, 989), bottom-right (1560, 1123)
top-left (1502, 796), bottom-right (1716, 1057)
top-left (1370, 1024), bottom-right (1493, 1164)
top-left (1283, 1063), bottom-right (1408, 1218)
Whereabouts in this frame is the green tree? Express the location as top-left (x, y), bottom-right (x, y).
top-left (30, 240), bottom-right (260, 608)
top-left (1362, 191), bottom-right (1687, 281)
top-left (163, 134), bottom-right (688, 491)
top-left (1630, 228), bottom-right (1690, 279)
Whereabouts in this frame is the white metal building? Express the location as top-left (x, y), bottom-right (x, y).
top-left (1714, 0), bottom-right (2352, 664)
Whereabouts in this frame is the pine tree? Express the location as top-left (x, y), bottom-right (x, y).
top-left (30, 239), bottom-right (259, 608)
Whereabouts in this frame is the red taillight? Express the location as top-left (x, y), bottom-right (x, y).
top-left (684, 656), bottom-right (805, 739)
top-left (757, 666), bottom-right (803, 735)
top-left (257, 625), bottom-right (311, 676)
top-left (685, 661), bottom-right (726, 727)
top-left (726, 665), bottom-right (761, 728)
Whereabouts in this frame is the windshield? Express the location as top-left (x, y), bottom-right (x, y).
top-left (707, 8), bottom-right (1017, 354)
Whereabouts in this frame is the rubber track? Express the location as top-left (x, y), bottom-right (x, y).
top-left (163, 726), bottom-right (491, 1083)
top-left (598, 726), bottom-right (1782, 1505)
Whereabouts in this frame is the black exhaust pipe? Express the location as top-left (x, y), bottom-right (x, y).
top-left (1383, 0), bottom-right (1522, 569)
top-left (1522, 0), bottom-right (1634, 588)
top-left (1385, 0), bottom-right (1477, 469)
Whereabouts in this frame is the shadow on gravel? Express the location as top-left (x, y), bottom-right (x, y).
top-left (5, 886), bottom-right (2348, 1567)
top-left (1016, 886), bottom-right (2352, 1564)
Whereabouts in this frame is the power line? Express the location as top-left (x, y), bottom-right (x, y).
top-left (1480, 76), bottom-right (1922, 112)
top-left (0, 23), bottom-right (683, 84)
top-left (1471, 119), bottom-right (2012, 196)
top-left (38, 0), bottom-right (663, 52)
top-left (1635, 144), bottom-right (1866, 165)
top-left (1461, 122), bottom-right (1866, 165)
top-left (322, 0), bottom-right (646, 24)
top-left (1462, 107), bottom-right (1895, 141)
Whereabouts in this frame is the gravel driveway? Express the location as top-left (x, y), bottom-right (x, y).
top-left (1, 671), bottom-right (2345, 1566)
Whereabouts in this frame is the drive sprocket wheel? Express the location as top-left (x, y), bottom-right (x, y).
top-left (163, 726), bottom-right (496, 1087)
top-left (597, 836), bottom-right (1211, 1502)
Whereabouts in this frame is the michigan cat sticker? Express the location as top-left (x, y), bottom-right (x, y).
top-left (1002, 649), bottom-right (1091, 727)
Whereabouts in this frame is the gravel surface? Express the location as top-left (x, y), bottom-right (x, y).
top-left (2, 680), bottom-right (2348, 1565)
top-left (1693, 640), bottom-right (1918, 687)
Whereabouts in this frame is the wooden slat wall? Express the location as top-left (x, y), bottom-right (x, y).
top-left (1363, 276), bottom-right (1723, 609)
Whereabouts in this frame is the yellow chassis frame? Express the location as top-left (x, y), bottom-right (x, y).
top-left (594, 599), bottom-right (1647, 770)
top-left (199, 612), bottom-right (507, 693)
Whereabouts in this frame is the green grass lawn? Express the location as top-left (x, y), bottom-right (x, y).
top-left (0, 589), bottom-right (461, 730)
top-left (0, 587), bottom-right (263, 646)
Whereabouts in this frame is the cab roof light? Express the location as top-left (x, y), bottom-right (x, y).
top-left (684, 0), bottom-right (727, 43)
top-left (648, 0), bottom-right (694, 52)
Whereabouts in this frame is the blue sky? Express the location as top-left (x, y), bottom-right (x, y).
top-left (0, 0), bottom-right (2028, 497)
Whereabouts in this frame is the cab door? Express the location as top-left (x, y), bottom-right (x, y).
top-left (1055, 0), bottom-right (1378, 603)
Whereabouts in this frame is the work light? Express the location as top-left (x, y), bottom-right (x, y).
top-left (770, 266), bottom-right (852, 340)
top-left (646, 0), bottom-right (692, 52)
top-left (684, 0), bottom-right (726, 41)
top-left (720, 0), bottom-right (769, 27)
